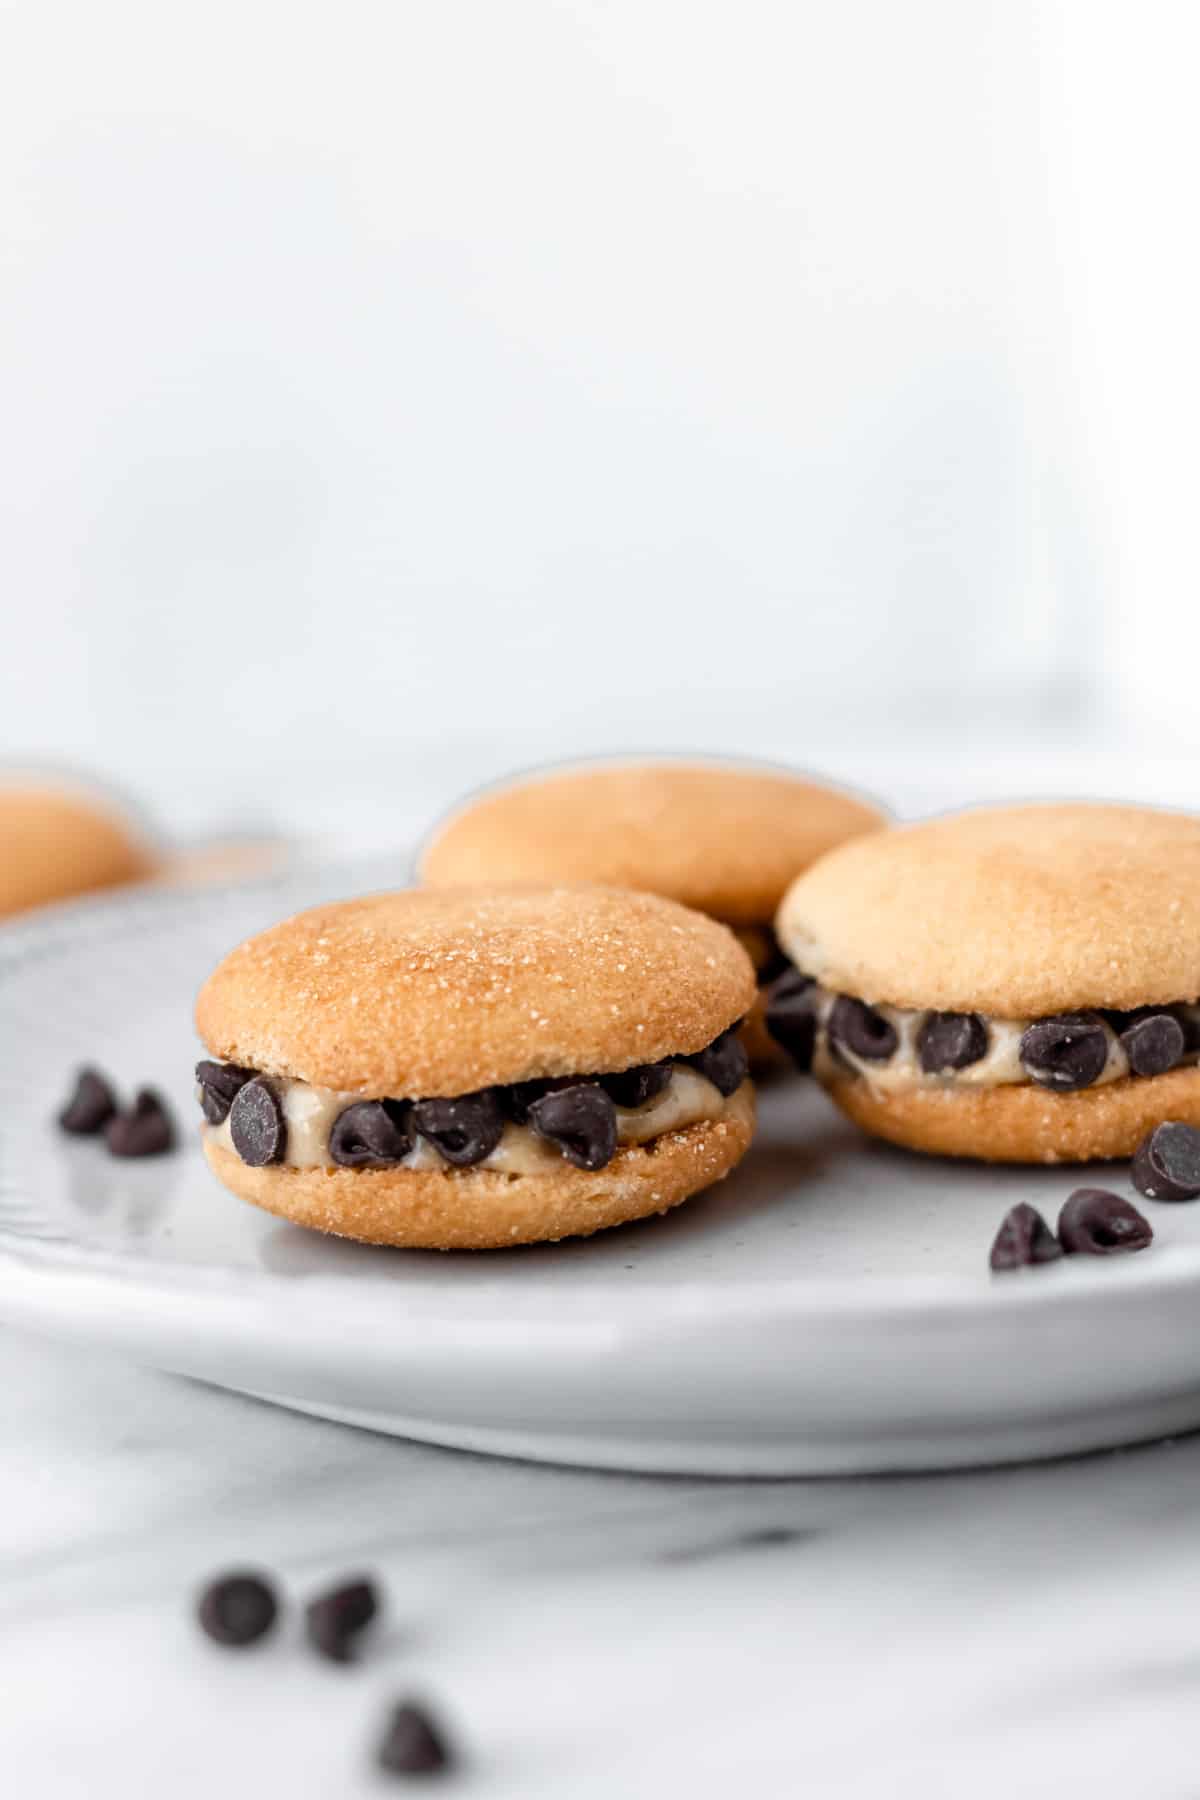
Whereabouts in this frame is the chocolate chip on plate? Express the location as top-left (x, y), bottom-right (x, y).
top-left (305, 1576), bottom-right (380, 1663)
top-left (229, 1078), bottom-right (286, 1167)
top-left (764, 970), bottom-right (817, 1071)
top-left (196, 1571), bottom-right (279, 1648)
top-left (106, 1089), bottom-right (175, 1157)
top-left (377, 1700), bottom-right (453, 1777)
top-left (599, 1063), bottom-right (672, 1109)
top-left (195, 1060), bottom-right (255, 1126)
top-left (412, 1090), bottom-right (504, 1167)
top-left (1118, 1010), bottom-right (1186, 1078)
top-left (58, 1067), bottom-right (118, 1135)
top-left (329, 1101), bottom-right (413, 1169)
top-left (1058, 1188), bottom-right (1153, 1256)
top-left (685, 1026), bottom-right (749, 1095)
top-left (1018, 1013), bottom-right (1109, 1091)
top-left (527, 1083), bottom-right (618, 1170)
top-left (988, 1202), bottom-right (1063, 1271)
top-left (1132, 1120), bottom-right (1200, 1201)
top-left (917, 1012), bottom-right (988, 1074)
top-left (827, 996), bottom-right (898, 1063)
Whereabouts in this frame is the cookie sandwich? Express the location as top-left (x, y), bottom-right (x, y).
top-left (195, 885), bottom-right (756, 1248)
top-left (420, 758), bottom-right (886, 1067)
top-left (769, 803), bottom-right (1200, 1163)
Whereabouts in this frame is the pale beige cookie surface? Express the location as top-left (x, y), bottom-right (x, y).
top-left (421, 760), bottom-right (886, 928)
top-left (197, 885), bottom-right (754, 1095)
top-left (0, 786), bottom-right (154, 918)
top-left (777, 802), bottom-right (1200, 1016)
top-left (203, 1087), bottom-right (754, 1250)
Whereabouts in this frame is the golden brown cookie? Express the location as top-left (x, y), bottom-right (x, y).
top-left (0, 784), bottom-right (154, 918)
top-left (195, 885), bottom-right (757, 1248)
top-left (771, 803), bottom-right (1200, 1164)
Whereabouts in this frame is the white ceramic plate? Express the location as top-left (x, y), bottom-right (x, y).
top-left (2, 862), bottom-right (1200, 1476)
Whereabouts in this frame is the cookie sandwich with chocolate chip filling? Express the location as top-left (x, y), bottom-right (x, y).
top-left (194, 885), bottom-right (756, 1248)
top-left (767, 803), bottom-right (1200, 1164)
top-left (419, 758), bottom-right (886, 1069)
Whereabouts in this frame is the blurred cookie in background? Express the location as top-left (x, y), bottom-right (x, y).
top-left (419, 757), bottom-right (888, 1070)
top-left (0, 781), bottom-right (156, 919)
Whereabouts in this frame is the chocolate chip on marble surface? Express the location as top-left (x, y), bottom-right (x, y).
top-left (917, 1012), bottom-right (989, 1074)
top-left (827, 996), bottom-right (898, 1063)
top-left (58, 1066), bottom-right (118, 1135)
top-left (106, 1088), bottom-right (175, 1157)
top-left (1058, 1188), bottom-right (1153, 1256)
top-left (412, 1089), bottom-right (504, 1167)
top-left (1132, 1121), bottom-right (1200, 1202)
top-left (195, 1060), bottom-right (255, 1125)
top-left (599, 1062), bottom-right (672, 1109)
top-left (685, 1026), bottom-right (749, 1095)
top-left (1118, 1010), bottom-right (1186, 1078)
top-left (527, 1082), bottom-right (618, 1170)
top-left (988, 1202), bottom-right (1063, 1271)
top-left (764, 970), bottom-right (817, 1071)
top-left (1018, 1013), bottom-right (1109, 1091)
top-left (305, 1576), bottom-right (379, 1663)
top-left (329, 1101), bottom-right (413, 1169)
top-left (229, 1078), bottom-right (286, 1167)
top-left (377, 1701), bottom-right (453, 1778)
top-left (196, 1571), bottom-right (279, 1648)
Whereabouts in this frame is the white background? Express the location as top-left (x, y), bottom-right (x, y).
top-left (1, 1), bottom-right (1196, 831)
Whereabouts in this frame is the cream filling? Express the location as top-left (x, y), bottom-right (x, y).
top-left (808, 988), bottom-right (1153, 1096)
top-left (205, 1064), bottom-right (729, 1173)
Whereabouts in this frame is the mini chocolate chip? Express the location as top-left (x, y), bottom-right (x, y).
top-left (827, 996), bottom-right (898, 1063)
top-left (329, 1101), bottom-right (413, 1169)
top-left (1058, 1188), bottom-right (1153, 1256)
top-left (988, 1202), bottom-right (1063, 1271)
top-left (58, 1067), bottom-right (118, 1135)
top-left (195, 1060), bottom-right (255, 1125)
top-left (917, 1012), bottom-right (988, 1074)
top-left (412, 1089), bottom-right (504, 1167)
top-left (1118, 1010), bottom-right (1186, 1078)
top-left (1018, 1013), bottom-right (1109, 1091)
top-left (600, 1063), bottom-right (672, 1109)
top-left (106, 1089), bottom-right (175, 1158)
top-left (1132, 1120), bottom-right (1200, 1201)
top-left (229, 1078), bottom-right (286, 1167)
top-left (527, 1083), bottom-right (618, 1170)
top-left (685, 1027), bottom-right (749, 1096)
top-left (377, 1700), bottom-right (452, 1777)
top-left (196, 1571), bottom-right (279, 1648)
top-left (305, 1576), bottom-right (379, 1663)
top-left (764, 970), bottom-right (817, 1072)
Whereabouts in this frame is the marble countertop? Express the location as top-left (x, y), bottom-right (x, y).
top-left (4, 1322), bottom-right (1197, 1797)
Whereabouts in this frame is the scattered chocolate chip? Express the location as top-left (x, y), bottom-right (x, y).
top-left (196, 1571), bottom-right (279, 1648)
top-left (329, 1101), bottom-right (413, 1169)
top-left (686, 1026), bottom-right (749, 1095)
top-left (106, 1089), bottom-right (175, 1157)
top-left (528, 1083), bottom-right (618, 1169)
top-left (1018, 1013), bottom-right (1109, 1091)
top-left (918, 1012), bottom-right (988, 1074)
top-left (58, 1067), bottom-right (118, 1135)
top-left (229, 1078), bottom-right (286, 1167)
top-left (827, 996), bottom-right (898, 1063)
top-left (412, 1089), bottom-right (504, 1167)
top-left (305, 1576), bottom-right (379, 1663)
top-left (195, 1060), bottom-right (255, 1125)
top-left (377, 1700), bottom-right (453, 1777)
top-left (599, 1063), bottom-right (672, 1109)
top-left (1132, 1120), bottom-right (1200, 1201)
top-left (764, 970), bottom-right (817, 1071)
top-left (1118, 1010), bottom-right (1186, 1078)
top-left (1058, 1188), bottom-right (1153, 1256)
top-left (988, 1202), bottom-right (1063, 1271)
